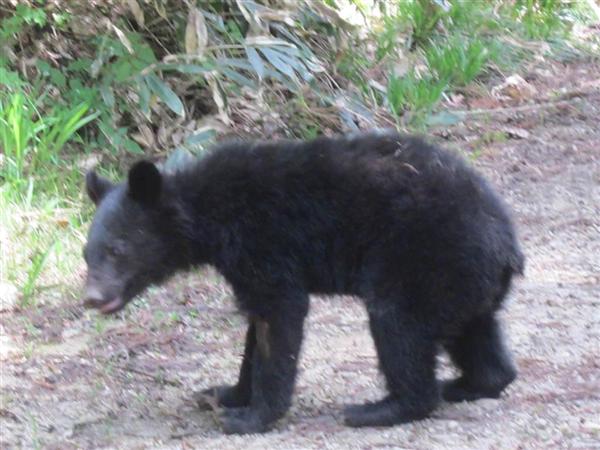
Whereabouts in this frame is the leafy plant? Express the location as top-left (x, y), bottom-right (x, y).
top-left (425, 37), bottom-right (493, 87)
top-left (0, 4), bottom-right (47, 43)
top-left (514, 0), bottom-right (571, 39)
top-left (387, 71), bottom-right (447, 123)
top-left (21, 241), bottom-right (56, 307)
top-left (0, 91), bottom-right (37, 186)
top-left (0, 89), bottom-right (98, 196)
top-left (397, 0), bottom-right (448, 48)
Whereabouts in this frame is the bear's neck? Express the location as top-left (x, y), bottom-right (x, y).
top-left (166, 171), bottom-right (235, 271)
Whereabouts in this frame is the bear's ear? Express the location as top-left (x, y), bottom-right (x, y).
top-left (128, 160), bottom-right (162, 205)
top-left (86, 170), bottom-right (114, 205)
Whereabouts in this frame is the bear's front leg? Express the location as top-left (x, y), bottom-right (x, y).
top-left (196, 322), bottom-right (256, 410)
top-left (219, 296), bottom-right (308, 434)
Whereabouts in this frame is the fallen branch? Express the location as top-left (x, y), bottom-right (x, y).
top-left (456, 89), bottom-right (599, 118)
top-left (458, 98), bottom-right (575, 118)
top-left (120, 365), bottom-right (184, 387)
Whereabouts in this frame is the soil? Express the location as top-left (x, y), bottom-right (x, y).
top-left (1, 57), bottom-right (599, 449)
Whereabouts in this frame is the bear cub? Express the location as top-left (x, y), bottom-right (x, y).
top-left (83, 131), bottom-right (524, 434)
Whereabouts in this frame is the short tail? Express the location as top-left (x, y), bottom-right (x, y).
top-left (494, 247), bottom-right (524, 309)
top-left (509, 247), bottom-right (525, 276)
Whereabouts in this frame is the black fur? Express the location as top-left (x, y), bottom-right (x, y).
top-left (83, 131), bottom-right (524, 434)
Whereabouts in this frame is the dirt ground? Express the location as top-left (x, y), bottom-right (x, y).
top-left (1, 57), bottom-right (599, 449)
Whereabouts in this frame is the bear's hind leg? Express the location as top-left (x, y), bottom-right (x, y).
top-left (344, 306), bottom-right (439, 427)
top-left (443, 313), bottom-right (516, 402)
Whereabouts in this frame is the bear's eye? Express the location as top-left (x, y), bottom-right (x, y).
top-left (107, 240), bottom-right (127, 258)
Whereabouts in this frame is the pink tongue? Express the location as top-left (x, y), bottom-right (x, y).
top-left (100, 297), bottom-right (124, 314)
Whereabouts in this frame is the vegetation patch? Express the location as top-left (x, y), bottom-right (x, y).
top-left (0, 0), bottom-right (597, 308)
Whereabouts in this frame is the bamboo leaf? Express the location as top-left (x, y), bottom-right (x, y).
top-left (126, 0), bottom-right (145, 27)
top-left (244, 36), bottom-right (295, 47)
top-left (245, 46), bottom-right (265, 79)
top-left (259, 47), bottom-right (297, 82)
top-left (110, 24), bottom-right (133, 54)
top-left (185, 7), bottom-right (208, 57)
top-left (146, 74), bottom-right (185, 117)
top-left (217, 58), bottom-right (254, 71)
top-left (185, 127), bottom-right (217, 146)
top-left (221, 68), bottom-right (256, 88)
top-left (137, 76), bottom-right (151, 119)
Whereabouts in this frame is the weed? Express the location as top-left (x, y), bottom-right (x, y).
top-left (0, 88), bottom-right (98, 199)
top-left (169, 311), bottom-right (181, 324)
top-left (425, 37), bottom-right (493, 87)
top-left (23, 341), bottom-right (36, 359)
top-left (20, 241), bottom-right (56, 307)
top-left (513, 0), bottom-right (571, 39)
top-left (0, 91), bottom-right (38, 187)
top-left (387, 71), bottom-right (447, 124)
top-left (94, 316), bottom-right (109, 334)
top-left (397, 0), bottom-right (448, 48)
top-left (0, 194), bottom-right (86, 312)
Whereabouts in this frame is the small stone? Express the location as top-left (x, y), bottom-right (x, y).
top-left (0, 283), bottom-right (18, 312)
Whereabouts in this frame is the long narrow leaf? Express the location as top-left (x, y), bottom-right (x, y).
top-left (259, 47), bottom-right (297, 82)
top-left (221, 68), bottom-right (256, 88)
top-left (146, 74), bottom-right (185, 117)
top-left (217, 58), bottom-right (254, 71)
top-left (245, 46), bottom-right (265, 79)
top-left (55, 108), bottom-right (100, 151)
top-left (267, 50), bottom-right (312, 81)
top-left (137, 76), bottom-right (151, 119)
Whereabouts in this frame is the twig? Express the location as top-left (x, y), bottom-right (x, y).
top-left (454, 92), bottom-right (598, 118)
top-left (121, 365), bottom-right (184, 387)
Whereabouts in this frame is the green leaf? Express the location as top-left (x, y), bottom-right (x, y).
top-left (268, 44), bottom-right (300, 58)
top-left (124, 138), bottom-right (144, 154)
top-left (259, 48), bottom-right (296, 82)
top-left (137, 76), bottom-right (151, 119)
top-left (217, 58), bottom-right (253, 71)
top-left (100, 85), bottom-right (115, 108)
top-left (267, 50), bottom-right (312, 82)
top-left (245, 46), bottom-right (265, 79)
top-left (221, 68), bottom-right (256, 88)
top-left (185, 127), bottom-right (216, 146)
top-left (146, 74), bottom-right (185, 117)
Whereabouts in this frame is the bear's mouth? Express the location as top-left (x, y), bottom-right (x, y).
top-left (84, 296), bottom-right (126, 314)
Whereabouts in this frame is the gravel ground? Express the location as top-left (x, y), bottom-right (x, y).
top-left (1, 59), bottom-right (599, 449)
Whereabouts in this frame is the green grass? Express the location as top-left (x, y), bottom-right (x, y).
top-left (425, 37), bottom-right (494, 87)
top-left (0, 0), bottom-right (594, 313)
top-left (0, 82), bottom-right (101, 307)
top-left (387, 71), bottom-right (447, 125)
top-left (377, 0), bottom-right (589, 126)
top-left (0, 193), bottom-right (88, 309)
top-left (0, 87), bottom-right (97, 309)
top-left (514, 0), bottom-right (571, 39)
top-left (397, 0), bottom-right (446, 48)
top-left (0, 88), bottom-right (99, 199)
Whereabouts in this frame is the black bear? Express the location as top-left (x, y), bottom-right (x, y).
top-left (83, 131), bottom-right (524, 434)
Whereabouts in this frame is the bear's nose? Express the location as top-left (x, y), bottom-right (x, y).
top-left (83, 285), bottom-right (104, 307)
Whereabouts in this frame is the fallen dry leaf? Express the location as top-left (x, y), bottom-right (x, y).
top-left (502, 126), bottom-right (531, 140)
top-left (492, 74), bottom-right (537, 102)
